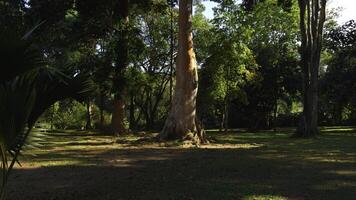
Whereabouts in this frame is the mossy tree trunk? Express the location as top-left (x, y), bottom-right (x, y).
top-left (160, 0), bottom-right (207, 144)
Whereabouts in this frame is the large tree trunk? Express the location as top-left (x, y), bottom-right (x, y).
top-left (112, 0), bottom-right (129, 135)
top-left (112, 98), bottom-right (126, 134)
top-left (160, 0), bottom-right (207, 144)
top-left (296, 0), bottom-right (326, 138)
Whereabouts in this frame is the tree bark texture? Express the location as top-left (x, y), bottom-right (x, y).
top-left (160, 0), bottom-right (207, 144)
top-left (296, 0), bottom-right (326, 137)
top-left (85, 99), bottom-right (93, 130)
top-left (112, 0), bottom-right (129, 135)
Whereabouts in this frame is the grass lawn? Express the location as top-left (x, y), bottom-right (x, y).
top-left (7, 127), bottom-right (356, 200)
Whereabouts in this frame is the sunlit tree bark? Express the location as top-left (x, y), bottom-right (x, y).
top-left (85, 98), bottom-right (93, 130)
top-left (160, 0), bottom-right (207, 144)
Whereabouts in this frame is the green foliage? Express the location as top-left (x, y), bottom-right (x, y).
top-left (51, 101), bottom-right (87, 129)
top-left (198, 0), bottom-right (301, 129)
top-left (40, 99), bottom-right (112, 130)
top-left (193, 1), bottom-right (214, 63)
top-left (198, 3), bottom-right (257, 125)
top-left (319, 20), bottom-right (356, 125)
top-left (237, 0), bottom-right (301, 129)
top-left (122, 6), bottom-right (177, 130)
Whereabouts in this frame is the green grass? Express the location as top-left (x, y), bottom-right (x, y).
top-left (7, 127), bottom-right (356, 200)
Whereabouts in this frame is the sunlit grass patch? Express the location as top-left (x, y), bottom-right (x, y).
top-left (306, 156), bottom-right (356, 163)
top-left (319, 127), bottom-right (356, 137)
top-left (243, 195), bottom-right (287, 200)
top-left (326, 170), bottom-right (356, 176)
top-left (201, 143), bottom-right (264, 149)
top-left (312, 180), bottom-right (356, 191)
top-left (18, 159), bottom-right (83, 168)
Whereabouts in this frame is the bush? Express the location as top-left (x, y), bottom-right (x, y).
top-left (41, 99), bottom-right (87, 129)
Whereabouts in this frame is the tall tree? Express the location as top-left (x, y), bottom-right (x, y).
top-left (295, 0), bottom-right (327, 137)
top-left (198, 2), bottom-right (257, 132)
top-left (319, 20), bottom-right (356, 125)
top-left (160, 0), bottom-right (207, 144)
top-left (112, 0), bottom-right (129, 135)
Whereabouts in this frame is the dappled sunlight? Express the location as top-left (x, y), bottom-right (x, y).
top-left (242, 195), bottom-right (288, 200)
top-left (321, 127), bottom-right (356, 133)
top-left (7, 128), bottom-right (356, 199)
top-left (304, 155), bottom-right (356, 164)
top-left (325, 170), bottom-right (356, 176)
top-left (18, 160), bottom-right (84, 169)
top-left (255, 153), bottom-right (289, 160)
top-left (311, 180), bottom-right (356, 191)
top-left (201, 143), bottom-right (264, 149)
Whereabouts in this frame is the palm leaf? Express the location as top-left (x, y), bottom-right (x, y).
top-left (0, 24), bottom-right (95, 199)
top-left (0, 32), bottom-right (44, 84)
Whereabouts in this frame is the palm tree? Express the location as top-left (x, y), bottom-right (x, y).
top-left (0, 29), bottom-right (93, 199)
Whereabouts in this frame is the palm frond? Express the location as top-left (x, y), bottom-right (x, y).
top-left (0, 24), bottom-right (96, 199)
top-left (0, 27), bottom-right (44, 84)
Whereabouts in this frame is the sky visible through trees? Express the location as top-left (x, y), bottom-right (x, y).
top-left (202, 0), bottom-right (356, 24)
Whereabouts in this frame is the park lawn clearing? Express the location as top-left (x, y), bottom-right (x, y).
top-left (7, 127), bottom-right (356, 200)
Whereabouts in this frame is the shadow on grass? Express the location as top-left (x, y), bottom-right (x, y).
top-left (7, 127), bottom-right (356, 200)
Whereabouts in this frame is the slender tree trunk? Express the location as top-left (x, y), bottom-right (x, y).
top-left (50, 104), bottom-right (54, 130)
top-left (169, 0), bottom-right (175, 104)
top-left (112, 0), bottom-right (129, 135)
top-left (224, 62), bottom-right (231, 134)
top-left (273, 97), bottom-right (278, 132)
top-left (129, 95), bottom-right (135, 130)
top-left (224, 101), bottom-right (229, 134)
top-left (220, 111), bottom-right (225, 133)
top-left (296, 0), bottom-right (326, 137)
top-left (85, 99), bottom-right (92, 130)
top-left (99, 90), bottom-right (104, 128)
top-left (160, 0), bottom-right (207, 144)
top-left (336, 105), bottom-right (343, 125)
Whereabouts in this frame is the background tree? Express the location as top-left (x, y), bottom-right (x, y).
top-left (198, 2), bottom-right (257, 132)
top-left (127, 7), bottom-right (177, 130)
top-left (240, 0), bottom-right (300, 130)
top-left (319, 20), bottom-right (356, 125)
